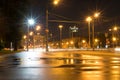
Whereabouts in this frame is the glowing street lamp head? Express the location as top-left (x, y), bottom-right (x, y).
top-left (23, 35), bottom-right (27, 39)
top-left (113, 27), bottom-right (117, 31)
top-left (70, 41), bottom-right (74, 44)
top-left (86, 17), bottom-right (92, 22)
top-left (82, 40), bottom-right (86, 43)
top-left (36, 26), bottom-right (41, 31)
top-left (53, 0), bottom-right (60, 5)
top-left (94, 12), bottom-right (100, 18)
top-left (28, 19), bottom-right (35, 25)
top-left (95, 38), bottom-right (99, 42)
top-left (29, 31), bottom-right (33, 36)
top-left (59, 25), bottom-right (63, 29)
top-left (112, 37), bottom-right (117, 42)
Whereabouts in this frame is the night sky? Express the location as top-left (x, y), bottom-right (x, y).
top-left (26, 0), bottom-right (120, 40)
top-left (2, 0), bottom-right (120, 41)
top-left (1, 0), bottom-right (120, 49)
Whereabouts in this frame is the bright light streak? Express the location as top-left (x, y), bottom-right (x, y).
top-left (111, 66), bottom-right (120, 69)
top-left (115, 48), bottom-right (120, 51)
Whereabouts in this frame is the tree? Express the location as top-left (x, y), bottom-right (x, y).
top-left (0, 0), bottom-right (28, 51)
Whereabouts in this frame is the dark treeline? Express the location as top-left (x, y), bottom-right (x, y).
top-left (0, 0), bottom-right (28, 51)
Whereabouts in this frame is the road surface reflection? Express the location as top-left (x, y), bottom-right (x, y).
top-left (0, 51), bottom-right (120, 80)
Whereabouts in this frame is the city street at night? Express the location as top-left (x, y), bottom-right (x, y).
top-left (1, 0), bottom-right (120, 80)
top-left (0, 49), bottom-right (120, 80)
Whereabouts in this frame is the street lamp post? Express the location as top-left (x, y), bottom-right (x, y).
top-left (26, 25), bottom-right (29, 51)
top-left (92, 20), bottom-right (95, 50)
top-left (112, 37), bottom-right (117, 48)
top-left (113, 26), bottom-right (119, 47)
top-left (86, 17), bottom-right (92, 48)
top-left (27, 18), bottom-right (35, 51)
top-left (36, 25), bottom-right (41, 31)
top-left (59, 25), bottom-right (63, 48)
top-left (35, 25), bottom-right (41, 48)
top-left (92, 12), bottom-right (100, 51)
top-left (45, 9), bottom-right (49, 52)
top-left (29, 31), bottom-right (34, 49)
top-left (112, 26), bottom-right (119, 47)
top-left (86, 12), bottom-right (100, 50)
top-left (23, 35), bottom-right (27, 49)
top-left (95, 38), bottom-right (99, 48)
top-left (45, 0), bottom-right (60, 52)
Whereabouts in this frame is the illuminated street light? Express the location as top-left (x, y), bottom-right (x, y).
top-left (23, 35), bottom-right (27, 50)
top-left (109, 26), bottom-right (120, 47)
top-left (28, 19), bottom-right (35, 25)
top-left (82, 40), bottom-right (86, 43)
top-left (95, 38), bottom-right (99, 43)
top-left (45, 0), bottom-right (60, 52)
top-left (70, 41), bottom-right (74, 45)
top-left (94, 12), bottom-right (100, 18)
top-left (112, 37), bottom-right (117, 41)
top-left (94, 38), bottom-right (99, 48)
top-left (109, 26), bottom-right (118, 32)
top-left (66, 42), bottom-right (69, 45)
top-left (53, 0), bottom-right (60, 5)
top-left (86, 16), bottom-right (92, 48)
top-left (59, 25), bottom-right (63, 29)
top-left (23, 35), bottom-right (27, 39)
top-left (112, 37), bottom-right (117, 48)
top-left (36, 25), bottom-right (41, 31)
top-left (29, 31), bottom-right (33, 36)
top-left (86, 17), bottom-right (92, 22)
top-left (113, 26), bottom-right (118, 31)
top-left (86, 12), bottom-right (100, 50)
top-left (26, 18), bottom-right (35, 51)
top-left (92, 12), bottom-right (100, 50)
top-left (58, 25), bottom-right (63, 48)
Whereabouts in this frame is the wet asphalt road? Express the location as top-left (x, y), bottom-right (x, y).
top-left (0, 50), bottom-right (120, 80)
